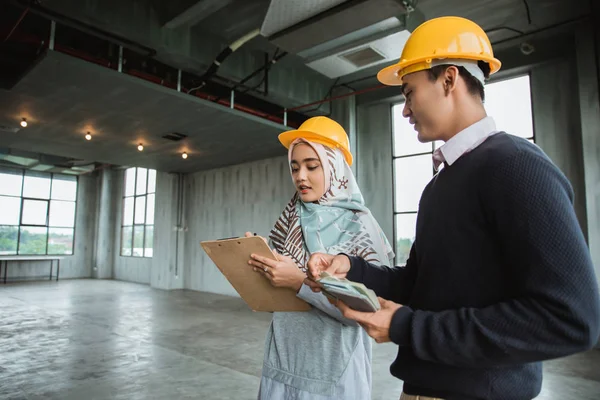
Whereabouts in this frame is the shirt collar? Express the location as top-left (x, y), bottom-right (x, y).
top-left (433, 117), bottom-right (497, 171)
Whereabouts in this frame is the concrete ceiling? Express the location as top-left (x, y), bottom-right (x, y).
top-left (0, 0), bottom-right (591, 175)
top-left (337, 0), bottom-right (591, 88)
top-left (0, 51), bottom-right (288, 174)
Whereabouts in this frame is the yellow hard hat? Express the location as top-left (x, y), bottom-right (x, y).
top-left (378, 16), bottom-right (501, 85)
top-left (278, 116), bottom-right (353, 166)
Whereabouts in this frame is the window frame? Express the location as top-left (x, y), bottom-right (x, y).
top-left (0, 169), bottom-right (78, 256)
top-left (120, 167), bottom-right (155, 258)
top-left (390, 72), bottom-right (535, 265)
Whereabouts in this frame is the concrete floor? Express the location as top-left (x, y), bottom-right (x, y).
top-left (0, 280), bottom-right (599, 400)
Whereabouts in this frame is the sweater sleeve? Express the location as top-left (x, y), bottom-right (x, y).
top-left (389, 147), bottom-right (600, 367)
top-left (346, 244), bottom-right (418, 305)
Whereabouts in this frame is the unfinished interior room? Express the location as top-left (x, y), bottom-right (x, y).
top-left (1, 0), bottom-right (599, 399)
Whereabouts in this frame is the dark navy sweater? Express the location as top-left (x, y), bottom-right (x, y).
top-left (347, 133), bottom-right (600, 400)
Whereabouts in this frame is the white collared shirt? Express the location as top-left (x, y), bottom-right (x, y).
top-left (433, 117), bottom-right (498, 171)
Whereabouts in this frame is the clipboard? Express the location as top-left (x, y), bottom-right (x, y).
top-left (200, 236), bottom-right (311, 312)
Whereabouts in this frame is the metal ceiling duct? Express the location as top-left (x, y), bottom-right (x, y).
top-left (260, 0), bottom-right (421, 78)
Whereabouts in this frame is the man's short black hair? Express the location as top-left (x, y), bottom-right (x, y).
top-left (426, 61), bottom-right (491, 102)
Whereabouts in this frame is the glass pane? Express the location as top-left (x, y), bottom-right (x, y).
top-left (395, 213), bottom-right (417, 265)
top-left (23, 172), bottom-right (51, 199)
top-left (394, 155), bottom-right (433, 212)
top-left (146, 194), bottom-right (155, 225)
top-left (133, 226), bottom-right (144, 257)
top-left (124, 168), bottom-right (136, 197)
top-left (51, 175), bottom-right (77, 201)
top-left (136, 168), bottom-right (147, 195)
top-left (49, 201), bottom-right (76, 228)
top-left (19, 226), bottom-right (48, 255)
top-left (392, 104), bottom-right (433, 157)
top-left (0, 169), bottom-right (23, 196)
top-left (144, 225), bottom-right (154, 258)
top-left (485, 75), bottom-right (533, 139)
top-left (123, 197), bottom-right (134, 226)
top-left (22, 199), bottom-right (48, 225)
top-left (121, 226), bottom-right (133, 256)
top-left (0, 196), bottom-right (21, 225)
top-left (147, 169), bottom-right (156, 193)
top-left (48, 228), bottom-right (74, 255)
top-left (0, 225), bottom-right (19, 255)
top-left (135, 196), bottom-right (146, 224)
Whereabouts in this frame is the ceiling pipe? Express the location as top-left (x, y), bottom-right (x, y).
top-left (3, 4), bottom-right (29, 42)
top-left (285, 84), bottom-right (385, 112)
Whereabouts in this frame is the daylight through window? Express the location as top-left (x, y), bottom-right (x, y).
top-left (121, 167), bottom-right (156, 258)
top-left (0, 169), bottom-right (77, 255)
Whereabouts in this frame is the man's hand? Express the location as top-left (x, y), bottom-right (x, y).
top-left (304, 253), bottom-right (352, 292)
top-left (336, 297), bottom-right (402, 343)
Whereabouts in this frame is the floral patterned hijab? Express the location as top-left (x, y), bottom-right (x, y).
top-left (270, 139), bottom-right (394, 271)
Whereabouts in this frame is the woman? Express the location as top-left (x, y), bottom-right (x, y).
top-left (247, 116), bottom-right (394, 400)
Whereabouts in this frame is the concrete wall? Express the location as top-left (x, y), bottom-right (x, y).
top-left (530, 57), bottom-right (588, 233)
top-left (183, 156), bottom-right (293, 296)
top-left (150, 172), bottom-right (185, 290)
top-left (3, 174), bottom-right (96, 280)
top-left (355, 103), bottom-right (394, 243)
top-left (575, 21), bottom-right (600, 282)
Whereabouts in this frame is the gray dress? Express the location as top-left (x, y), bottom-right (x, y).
top-left (257, 284), bottom-right (373, 400)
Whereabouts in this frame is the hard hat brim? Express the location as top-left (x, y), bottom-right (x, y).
top-left (377, 64), bottom-right (404, 86)
top-left (377, 55), bottom-right (502, 86)
top-left (278, 129), bottom-right (354, 166)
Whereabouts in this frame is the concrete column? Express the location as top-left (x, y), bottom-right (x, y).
top-left (330, 87), bottom-right (357, 174)
top-left (93, 169), bottom-right (117, 279)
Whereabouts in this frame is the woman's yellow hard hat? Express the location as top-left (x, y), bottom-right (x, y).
top-left (378, 16), bottom-right (502, 86)
top-left (278, 116), bottom-right (353, 166)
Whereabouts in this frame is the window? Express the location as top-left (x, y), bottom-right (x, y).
top-left (0, 169), bottom-right (77, 255)
top-left (391, 109), bottom-right (437, 264)
top-left (392, 74), bottom-right (534, 264)
top-left (121, 167), bottom-right (156, 257)
top-left (484, 75), bottom-right (535, 142)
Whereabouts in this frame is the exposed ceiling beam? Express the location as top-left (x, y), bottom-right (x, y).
top-left (164, 0), bottom-right (236, 29)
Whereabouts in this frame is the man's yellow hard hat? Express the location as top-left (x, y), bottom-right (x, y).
top-left (378, 16), bottom-right (502, 86)
top-left (278, 116), bottom-right (353, 166)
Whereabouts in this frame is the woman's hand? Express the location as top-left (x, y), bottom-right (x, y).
top-left (249, 252), bottom-right (306, 293)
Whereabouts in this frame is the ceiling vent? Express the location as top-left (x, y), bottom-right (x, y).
top-left (261, 0), bottom-right (422, 78)
top-left (162, 132), bottom-right (188, 141)
top-left (339, 46), bottom-right (386, 68)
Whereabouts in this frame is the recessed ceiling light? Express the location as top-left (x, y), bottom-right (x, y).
top-left (137, 143), bottom-right (144, 152)
top-left (182, 152), bottom-right (188, 159)
top-left (20, 118), bottom-right (27, 128)
top-left (85, 132), bottom-right (92, 140)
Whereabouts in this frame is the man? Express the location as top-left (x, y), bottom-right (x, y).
top-left (306, 16), bottom-right (600, 400)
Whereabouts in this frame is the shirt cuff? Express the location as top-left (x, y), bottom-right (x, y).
top-left (389, 306), bottom-right (413, 346)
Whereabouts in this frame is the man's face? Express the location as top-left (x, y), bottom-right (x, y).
top-left (401, 70), bottom-right (453, 143)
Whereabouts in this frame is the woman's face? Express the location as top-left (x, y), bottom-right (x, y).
top-left (290, 143), bottom-right (326, 203)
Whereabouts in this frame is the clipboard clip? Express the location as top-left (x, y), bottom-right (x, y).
top-left (217, 233), bottom-right (257, 241)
